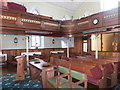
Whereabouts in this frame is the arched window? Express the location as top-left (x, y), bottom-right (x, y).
top-left (30, 7), bottom-right (40, 15)
top-left (61, 15), bottom-right (71, 21)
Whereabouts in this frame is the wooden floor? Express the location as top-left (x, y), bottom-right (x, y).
top-left (0, 63), bottom-right (17, 75)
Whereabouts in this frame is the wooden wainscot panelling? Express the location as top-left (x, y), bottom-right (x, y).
top-left (2, 48), bottom-right (67, 61)
top-left (41, 20), bottom-right (60, 31)
top-left (70, 37), bottom-right (83, 55)
top-left (90, 51), bottom-right (120, 60)
top-left (76, 17), bottom-right (91, 32)
top-left (1, 9), bottom-right (41, 31)
top-left (60, 20), bottom-right (77, 33)
top-left (90, 12), bottom-right (103, 29)
top-left (21, 13), bottom-right (41, 30)
top-left (1, 6), bottom-right (120, 37)
top-left (102, 8), bottom-right (119, 27)
top-left (1, 9), bottom-right (18, 28)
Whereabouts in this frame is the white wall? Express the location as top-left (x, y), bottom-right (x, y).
top-left (61, 37), bottom-right (74, 48)
top-left (1, 34), bottom-right (26, 50)
top-left (44, 37), bottom-right (62, 48)
top-left (8, 1), bottom-right (101, 20)
top-left (72, 2), bottom-right (101, 19)
top-left (11, 2), bottom-right (73, 20)
top-left (1, 34), bottom-right (75, 49)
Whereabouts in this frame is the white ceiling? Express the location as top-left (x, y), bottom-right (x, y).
top-left (13, 0), bottom-right (100, 12)
top-left (43, 0), bottom-right (101, 11)
top-left (44, 0), bottom-right (86, 11)
top-left (49, 2), bottom-right (84, 11)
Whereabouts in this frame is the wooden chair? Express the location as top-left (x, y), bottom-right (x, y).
top-left (47, 66), bottom-right (70, 88)
top-left (47, 65), bottom-right (87, 89)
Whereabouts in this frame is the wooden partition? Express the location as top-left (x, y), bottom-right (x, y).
top-left (20, 13), bottom-right (41, 30)
top-left (50, 57), bottom-right (108, 88)
top-left (41, 19), bottom-right (60, 31)
top-left (1, 9), bottom-right (61, 36)
top-left (2, 48), bottom-right (67, 61)
top-left (60, 20), bottom-right (77, 33)
top-left (2, 33), bottom-right (119, 61)
top-left (70, 37), bottom-right (83, 55)
top-left (1, 7), bottom-right (119, 36)
top-left (76, 17), bottom-right (91, 32)
top-left (70, 57), bottom-right (119, 87)
top-left (90, 51), bottom-right (120, 61)
top-left (102, 8), bottom-right (119, 27)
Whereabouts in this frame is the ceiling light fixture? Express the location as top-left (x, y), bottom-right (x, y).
top-left (69, 34), bottom-right (72, 37)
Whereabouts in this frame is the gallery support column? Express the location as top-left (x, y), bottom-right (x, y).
top-left (67, 38), bottom-right (69, 58)
top-left (26, 35), bottom-right (29, 66)
top-left (95, 34), bottom-right (99, 59)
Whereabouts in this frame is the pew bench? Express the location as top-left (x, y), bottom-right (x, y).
top-left (81, 59), bottom-right (118, 87)
top-left (69, 58), bottom-right (107, 88)
top-left (47, 66), bottom-right (87, 89)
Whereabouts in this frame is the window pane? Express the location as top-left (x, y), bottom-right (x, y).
top-left (31, 35), bottom-right (40, 47)
top-left (61, 40), bottom-right (67, 48)
top-left (31, 36), bottom-right (36, 46)
top-left (91, 34), bottom-right (101, 51)
top-left (83, 43), bottom-right (87, 52)
top-left (35, 36), bottom-right (40, 47)
top-left (102, 33), bottom-right (119, 51)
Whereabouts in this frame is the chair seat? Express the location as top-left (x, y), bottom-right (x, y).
top-left (87, 76), bottom-right (100, 85)
top-left (48, 77), bottom-right (83, 88)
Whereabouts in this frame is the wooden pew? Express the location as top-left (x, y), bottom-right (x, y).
top-left (91, 59), bottom-right (118, 87)
top-left (70, 57), bottom-right (118, 87)
top-left (50, 57), bottom-right (107, 88)
top-left (70, 60), bottom-right (107, 88)
top-left (15, 55), bottom-right (27, 81)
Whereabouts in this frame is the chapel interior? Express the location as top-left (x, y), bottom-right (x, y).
top-left (0, 0), bottom-right (120, 89)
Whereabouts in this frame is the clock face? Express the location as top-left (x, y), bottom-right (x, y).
top-left (93, 19), bottom-right (99, 25)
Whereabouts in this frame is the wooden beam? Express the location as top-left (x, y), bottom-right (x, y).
top-left (0, 29), bottom-right (25, 35)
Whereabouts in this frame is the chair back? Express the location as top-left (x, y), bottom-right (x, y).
top-left (70, 69), bottom-right (85, 80)
top-left (58, 66), bottom-right (69, 74)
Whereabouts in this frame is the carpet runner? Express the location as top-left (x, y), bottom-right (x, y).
top-left (0, 73), bottom-right (120, 89)
top-left (0, 73), bottom-right (42, 89)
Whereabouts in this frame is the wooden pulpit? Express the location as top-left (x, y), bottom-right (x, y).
top-left (15, 55), bottom-right (27, 81)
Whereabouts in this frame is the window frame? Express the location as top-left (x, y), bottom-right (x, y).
top-left (31, 35), bottom-right (41, 48)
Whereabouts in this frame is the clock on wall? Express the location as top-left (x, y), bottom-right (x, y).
top-left (93, 19), bottom-right (99, 25)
